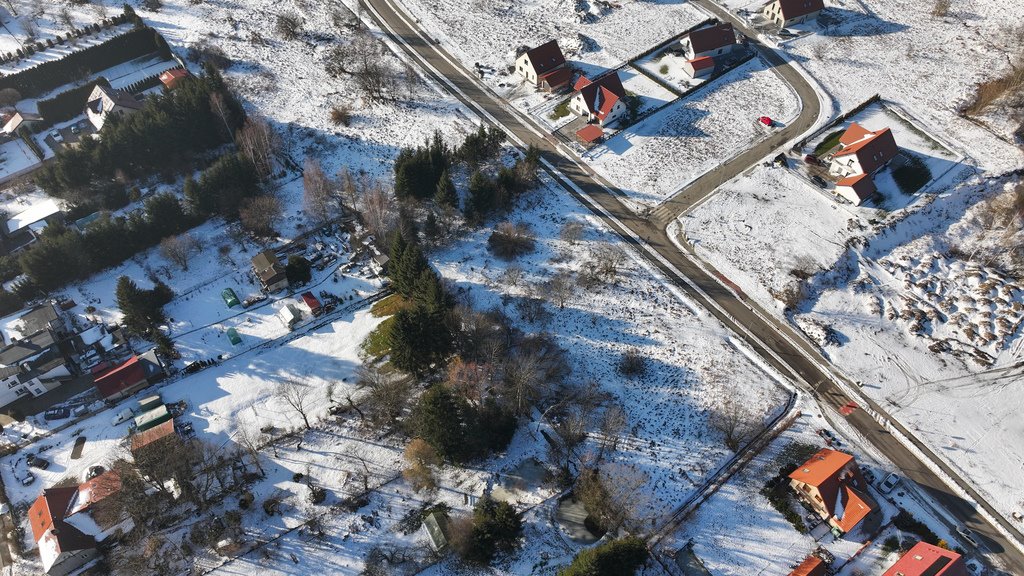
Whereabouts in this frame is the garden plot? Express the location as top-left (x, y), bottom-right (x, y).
top-left (396, 0), bottom-right (707, 110)
top-left (432, 166), bottom-right (792, 526)
top-left (619, 66), bottom-right (677, 117)
top-left (586, 57), bottom-right (799, 206)
top-left (780, 0), bottom-right (1022, 174)
top-left (635, 49), bottom-right (702, 94)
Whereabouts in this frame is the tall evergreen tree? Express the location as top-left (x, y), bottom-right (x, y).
top-left (410, 385), bottom-right (473, 461)
top-left (464, 171), bottom-right (497, 223)
top-left (434, 169), bottom-right (457, 208)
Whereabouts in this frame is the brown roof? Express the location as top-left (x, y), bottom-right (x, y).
top-left (539, 67), bottom-right (573, 90)
top-left (775, 0), bottom-right (825, 20)
top-left (789, 555), bottom-right (827, 576)
top-left (688, 22), bottom-right (735, 53)
top-left (576, 124), bottom-right (604, 143)
top-left (524, 40), bottom-right (566, 76)
top-left (835, 126), bottom-right (898, 174)
top-left (130, 418), bottom-right (176, 453)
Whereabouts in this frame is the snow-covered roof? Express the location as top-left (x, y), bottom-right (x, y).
top-left (6, 197), bottom-right (62, 235)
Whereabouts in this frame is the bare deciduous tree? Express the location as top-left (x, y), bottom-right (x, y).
top-left (277, 380), bottom-right (315, 430)
top-left (209, 92), bottom-right (234, 141)
top-left (402, 438), bottom-right (440, 493)
top-left (577, 463), bottom-right (651, 533)
top-left (235, 418), bottom-right (267, 477)
top-left (338, 166), bottom-right (360, 212)
top-left (359, 364), bottom-right (410, 428)
top-left (159, 233), bottom-right (201, 271)
top-left (709, 395), bottom-right (759, 452)
top-left (359, 180), bottom-right (398, 243)
top-left (598, 402), bottom-right (627, 458)
top-left (499, 265), bottom-right (524, 290)
top-left (546, 271), bottom-right (574, 309)
top-left (239, 195), bottom-right (282, 237)
top-left (502, 353), bottom-right (543, 416)
top-left (559, 221), bottom-right (584, 245)
top-left (275, 12), bottom-right (303, 40)
top-left (236, 116), bottom-right (279, 180)
top-left (302, 157), bottom-right (334, 225)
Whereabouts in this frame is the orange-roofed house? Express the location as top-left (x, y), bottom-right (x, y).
top-left (159, 68), bottom-right (190, 90)
top-left (570, 72), bottom-right (627, 126)
top-left (789, 554), bottom-right (827, 576)
top-left (789, 448), bottom-right (877, 536)
top-left (829, 122), bottom-right (899, 180)
top-left (882, 542), bottom-right (968, 576)
top-left (763, 0), bottom-right (825, 27)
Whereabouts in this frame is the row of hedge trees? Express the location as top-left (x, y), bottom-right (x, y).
top-left (1, 19), bottom-right (166, 98)
top-left (35, 65), bottom-right (245, 198)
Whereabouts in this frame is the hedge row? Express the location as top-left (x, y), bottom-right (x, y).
top-left (37, 78), bottom-right (111, 125)
top-left (1, 27), bottom-right (171, 98)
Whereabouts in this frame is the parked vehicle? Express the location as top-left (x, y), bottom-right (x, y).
top-left (70, 124), bottom-right (81, 135)
top-left (49, 130), bottom-right (63, 143)
top-left (111, 408), bottom-right (135, 426)
top-left (957, 526), bottom-right (980, 548)
top-left (879, 472), bottom-right (900, 493)
top-left (804, 154), bottom-right (821, 166)
top-left (72, 405), bottom-right (88, 417)
top-left (85, 466), bottom-right (105, 481)
top-left (20, 471), bottom-right (34, 486)
top-left (43, 407), bottom-right (70, 421)
top-left (27, 455), bottom-right (50, 470)
top-left (811, 175), bottom-right (828, 188)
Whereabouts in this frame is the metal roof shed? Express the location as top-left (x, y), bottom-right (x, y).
top-left (133, 405), bottom-right (171, 432)
top-left (222, 288), bottom-right (241, 308)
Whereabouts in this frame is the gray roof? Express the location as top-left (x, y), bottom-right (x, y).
top-left (251, 250), bottom-right (282, 272)
top-left (138, 349), bottom-right (165, 378)
top-left (0, 329), bottom-right (57, 366)
top-left (16, 304), bottom-right (60, 337)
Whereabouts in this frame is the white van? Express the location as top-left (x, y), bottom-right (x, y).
top-left (111, 408), bottom-right (135, 426)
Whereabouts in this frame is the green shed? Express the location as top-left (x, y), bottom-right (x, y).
top-left (133, 405), bottom-right (171, 432)
top-left (226, 327), bottom-right (242, 345)
top-left (222, 288), bottom-right (241, 308)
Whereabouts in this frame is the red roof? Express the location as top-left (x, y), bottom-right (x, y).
top-left (539, 67), bottom-right (573, 90)
top-left (74, 470), bottom-right (122, 513)
top-left (301, 291), bottom-right (322, 311)
top-left (574, 73), bottom-right (626, 120)
top-left (775, 0), bottom-right (825, 20)
top-left (789, 448), bottom-right (855, 487)
top-left (839, 122), bottom-right (873, 146)
top-left (576, 124), bottom-right (604, 143)
top-left (523, 40), bottom-right (566, 76)
top-left (130, 418), bottom-right (176, 453)
top-left (687, 22), bottom-right (735, 54)
top-left (789, 448), bottom-right (876, 533)
top-left (836, 173), bottom-right (878, 201)
top-left (834, 484), bottom-right (874, 533)
top-left (28, 488), bottom-right (95, 555)
top-left (834, 126), bottom-right (899, 174)
top-left (882, 542), bottom-right (968, 576)
top-left (789, 555), bottom-right (827, 576)
top-left (687, 56), bottom-right (715, 71)
top-left (93, 355), bottom-right (148, 399)
top-left (159, 68), bottom-right (189, 88)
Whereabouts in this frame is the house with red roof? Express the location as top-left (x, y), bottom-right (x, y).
top-left (882, 542), bottom-right (968, 576)
top-left (835, 172), bottom-right (878, 206)
top-left (789, 554), bottom-right (827, 576)
top-left (28, 471), bottom-right (130, 575)
top-left (829, 122), bottom-right (899, 178)
top-left (763, 0), bottom-right (825, 27)
top-left (681, 22), bottom-right (737, 60)
top-left (683, 56), bottom-right (715, 79)
top-left (159, 67), bottom-right (190, 90)
top-left (570, 72), bottom-right (627, 126)
top-left (515, 40), bottom-right (572, 92)
top-left (789, 448), bottom-right (877, 536)
top-left (92, 352), bottom-right (164, 400)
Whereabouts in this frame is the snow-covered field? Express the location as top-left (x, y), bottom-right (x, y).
top-left (587, 57), bottom-right (800, 206)
top-left (396, 0), bottom-right (708, 107)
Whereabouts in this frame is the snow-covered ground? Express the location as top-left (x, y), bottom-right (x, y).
top-left (396, 0), bottom-right (708, 110)
top-left (586, 56), bottom-right (800, 206)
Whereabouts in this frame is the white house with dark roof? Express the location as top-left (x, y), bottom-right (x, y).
top-left (763, 0), bottom-right (825, 27)
top-left (85, 85), bottom-right (144, 131)
top-left (515, 40), bottom-right (572, 92)
top-left (681, 22), bottom-right (737, 60)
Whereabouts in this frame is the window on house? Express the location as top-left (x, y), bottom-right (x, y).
top-left (814, 494), bottom-right (822, 502)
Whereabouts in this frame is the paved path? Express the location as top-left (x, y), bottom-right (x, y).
top-left (359, 0), bottom-right (1024, 570)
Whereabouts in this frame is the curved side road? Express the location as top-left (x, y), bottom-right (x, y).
top-left (356, 0), bottom-right (1024, 570)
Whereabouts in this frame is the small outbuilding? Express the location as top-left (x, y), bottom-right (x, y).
top-left (683, 56), bottom-right (715, 79)
top-left (301, 292), bottom-right (323, 317)
top-left (421, 511), bottom-right (449, 552)
top-left (226, 327), bottom-right (242, 345)
top-left (221, 288), bottom-right (240, 308)
top-left (575, 124), bottom-right (605, 145)
top-left (835, 173), bottom-right (878, 206)
top-left (159, 68), bottom-right (190, 90)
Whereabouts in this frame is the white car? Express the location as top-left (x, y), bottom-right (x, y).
top-left (49, 130), bottom-right (63, 143)
top-left (111, 408), bottom-right (135, 426)
top-left (957, 526), bottom-right (980, 548)
top-left (879, 472), bottom-right (900, 493)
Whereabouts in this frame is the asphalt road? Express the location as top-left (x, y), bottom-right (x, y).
top-left (358, 0), bottom-right (1024, 570)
